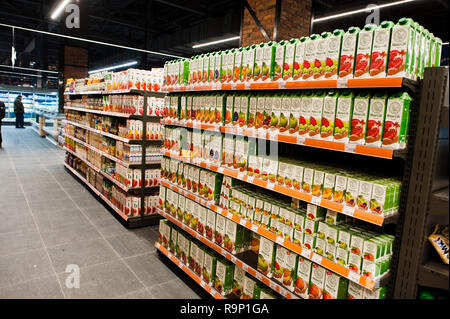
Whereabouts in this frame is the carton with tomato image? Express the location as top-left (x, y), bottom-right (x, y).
top-left (232, 266), bottom-right (246, 298)
top-left (306, 204), bottom-right (326, 221)
top-left (349, 92), bottom-right (371, 144)
top-left (188, 241), bottom-right (198, 271)
top-left (257, 237), bottom-right (276, 278)
top-left (301, 36), bottom-right (316, 80)
top-left (205, 210), bottom-right (216, 241)
top-left (214, 259), bottom-right (234, 296)
top-left (308, 264), bottom-right (326, 299)
top-left (362, 259), bottom-right (381, 281)
top-left (312, 32), bottom-right (332, 80)
top-left (323, 270), bottom-right (349, 299)
top-left (202, 250), bottom-right (217, 287)
top-left (295, 257), bottom-right (312, 298)
top-left (195, 245), bottom-right (205, 277)
top-left (382, 92), bottom-right (412, 150)
top-left (388, 18), bottom-right (416, 78)
top-left (350, 231), bottom-right (365, 257)
top-left (369, 21), bottom-right (394, 77)
top-left (348, 253), bottom-right (362, 274)
top-left (299, 92), bottom-right (313, 136)
top-left (354, 24), bottom-right (377, 78)
top-left (282, 39), bottom-right (297, 80)
top-left (273, 41), bottom-right (286, 81)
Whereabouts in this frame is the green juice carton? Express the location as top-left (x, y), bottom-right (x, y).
top-left (326, 209), bottom-right (344, 225)
top-left (357, 176), bottom-right (373, 211)
top-left (309, 91), bottom-right (325, 138)
top-left (336, 246), bottom-right (349, 267)
top-left (334, 90), bottom-right (354, 143)
top-left (347, 281), bottom-right (364, 299)
top-left (195, 245), bottom-right (205, 277)
top-left (317, 221), bottom-right (328, 242)
top-left (348, 252), bottom-right (362, 274)
top-left (283, 249), bottom-right (298, 291)
top-left (428, 34), bottom-right (436, 68)
top-left (247, 96), bottom-right (257, 129)
top-left (213, 51), bottom-right (222, 83)
top-left (309, 264), bottom-right (327, 299)
top-left (263, 96), bottom-right (274, 130)
top-left (349, 228), bottom-right (365, 256)
top-left (303, 233), bottom-right (316, 251)
top-left (387, 18), bottom-right (419, 78)
top-left (327, 242), bottom-right (337, 263)
top-left (362, 258), bottom-right (382, 281)
top-left (369, 21), bottom-right (394, 78)
top-left (233, 48), bottom-right (243, 82)
top-left (412, 23), bottom-right (422, 76)
top-left (253, 43), bottom-right (265, 82)
top-left (433, 37), bottom-right (442, 67)
top-left (349, 91), bottom-right (371, 144)
top-left (239, 95), bottom-right (249, 127)
top-left (224, 219), bottom-right (243, 254)
top-left (197, 205), bottom-right (207, 236)
top-left (324, 29), bottom-right (344, 80)
top-left (278, 95), bottom-right (291, 133)
top-left (365, 92), bottom-right (388, 146)
top-left (232, 266), bottom-right (246, 298)
top-left (339, 26), bottom-right (360, 79)
top-left (205, 209), bottom-right (216, 241)
top-left (324, 270), bottom-right (349, 299)
top-left (327, 224), bottom-right (340, 246)
top-left (258, 236), bottom-right (276, 277)
top-left (202, 249), bottom-right (217, 287)
top-left (273, 245), bottom-right (286, 280)
top-left (421, 29), bottom-right (432, 77)
top-left (295, 257), bottom-right (312, 297)
top-left (292, 36), bottom-right (307, 80)
top-left (320, 91), bottom-right (338, 140)
top-left (333, 172), bottom-right (347, 204)
top-left (313, 32), bottom-right (332, 80)
top-left (222, 50), bottom-right (235, 83)
top-left (263, 41), bottom-right (277, 81)
top-left (188, 240), bottom-right (198, 270)
top-left (260, 200), bottom-right (272, 230)
top-left (241, 276), bottom-right (262, 299)
top-left (293, 210), bottom-right (305, 245)
top-left (363, 286), bottom-right (387, 299)
top-left (299, 91), bottom-right (313, 136)
top-left (315, 237), bottom-right (327, 256)
top-left (302, 166), bottom-right (314, 195)
top-left (417, 28), bottom-right (427, 78)
top-left (255, 95), bottom-right (265, 129)
top-left (260, 288), bottom-right (278, 299)
top-left (225, 95), bottom-right (234, 126)
top-left (273, 40), bottom-right (286, 81)
top-left (242, 45), bottom-right (256, 82)
top-left (288, 94), bottom-right (301, 134)
top-left (370, 179), bottom-right (393, 216)
top-left (283, 38), bottom-right (297, 80)
top-left (382, 92), bottom-right (412, 150)
top-left (302, 35), bottom-right (317, 80)
top-left (354, 24), bottom-right (377, 78)
top-left (214, 259), bottom-right (234, 296)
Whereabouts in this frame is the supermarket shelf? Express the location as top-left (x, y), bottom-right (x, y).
top-left (161, 119), bottom-right (401, 160)
top-left (64, 133), bottom-right (161, 168)
top-left (163, 77), bottom-right (417, 92)
top-left (64, 106), bottom-right (162, 119)
top-left (159, 179), bottom-right (381, 291)
top-left (64, 146), bottom-right (158, 193)
top-left (156, 207), bottom-right (301, 298)
top-left (161, 150), bottom-right (395, 227)
top-left (429, 187), bottom-right (449, 215)
top-left (64, 89), bottom-right (166, 97)
top-left (64, 162), bottom-right (130, 221)
top-left (154, 242), bottom-right (225, 299)
top-left (441, 106), bottom-right (449, 127)
top-left (64, 120), bottom-right (161, 144)
top-left (418, 260), bottom-right (449, 290)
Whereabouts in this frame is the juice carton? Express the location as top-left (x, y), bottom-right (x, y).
top-left (317, 221), bottom-right (328, 242)
top-left (420, 29), bottom-right (431, 78)
top-left (248, 153), bottom-right (262, 178)
top-left (324, 29), bottom-right (344, 79)
top-left (288, 94), bottom-right (301, 134)
top-left (208, 53), bottom-right (215, 83)
top-left (336, 246), bottom-right (349, 267)
top-left (354, 24), bottom-right (377, 78)
top-left (313, 32), bottom-right (331, 80)
top-left (389, 18), bottom-right (416, 77)
top-left (366, 92), bottom-right (387, 146)
top-left (201, 54), bottom-right (209, 83)
top-left (347, 281), bottom-right (364, 299)
top-left (327, 224), bottom-right (340, 246)
top-left (205, 209), bottom-right (216, 241)
top-left (222, 134), bottom-right (234, 167)
top-left (283, 249), bottom-right (298, 291)
top-left (188, 56), bottom-right (197, 84)
top-left (197, 54), bottom-right (205, 85)
top-left (231, 94), bottom-right (240, 126)
top-left (263, 41), bottom-right (277, 81)
top-left (309, 264), bottom-right (327, 299)
top-left (262, 96), bottom-right (274, 129)
top-left (247, 96), bottom-right (257, 129)
top-left (433, 37), bottom-right (442, 67)
top-left (232, 266), bottom-right (246, 298)
top-left (326, 243), bottom-right (337, 262)
top-left (363, 286), bottom-right (387, 299)
top-left (233, 48), bottom-right (243, 82)
top-left (273, 40), bottom-right (286, 81)
top-left (178, 195), bottom-right (186, 226)
top-left (292, 163), bottom-right (304, 191)
top-left (309, 91), bottom-right (325, 138)
top-left (283, 38), bottom-right (297, 80)
top-left (214, 51), bottom-right (222, 83)
top-left (303, 233), bottom-right (316, 251)
top-left (188, 240), bottom-right (198, 270)
top-left (339, 27), bottom-right (360, 79)
top-left (306, 203), bottom-right (326, 221)
top-left (370, 179), bottom-right (393, 216)
top-left (214, 213), bottom-right (226, 247)
top-left (255, 95), bottom-right (265, 129)
top-left (302, 35), bottom-right (317, 80)
top-left (258, 236), bottom-right (276, 277)
top-left (242, 276), bottom-right (262, 299)
top-left (312, 167), bottom-right (325, 197)
top-left (369, 21), bottom-right (394, 77)
top-left (273, 245), bottom-right (286, 280)
top-left (253, 197), bottom-right (264, 226)
top-left (412, 23), bottom-right (422, 76)
top-left (225, 95), bottom-right (234, 126)
top-left (195, 245), bottom-right (205, 277)
top-left (253, 43), bottom-right (265, 82)
top-left (302, 166), bottom-right (314, 195)
top-left (315, 237), bottom-right (327, 256)
top-left (334, 90), bottom-right (354, 143)
top-left (197, 205), bottom-right (207, 236)
top-left (324, 270), bottom-right (349, 299)
top-left (349, 228), bottom-right (365, 256)
top-left (202, 250), bottom-right (217, 287)
top-left (320, 91), bottom-right (339, 140)
top-left (322, 172), bottom-right (336, 201)
top-left (260, 200), bottom-right (272, 230)
top-left (295, 257), bottom-right (312, 297)
top-left (348, 252), bottom-right (362, 274)
top-left (382, 92), bottom-right (412, 149)
top-left (349, 91), bottom-right (371, 144)
top-left (363, 238), bottom-right (382, 262)
top-left (357, 177), bottom-right (373, 211)
top-left (242, 45), bottom-right (256, 82)
top-left (299, 91), bottom-right (313, 136)
top-left (293, 210), bottom-right (305, 245)
top-left (222, 50), bottom-right (235, 83)
top-left (269, 203), bottom-right (281, 234)
top-left (362, 258), bottom-right (382, 281)
top-left (158, 186), bottom-right (166, 211)
top-left (179, 96), bottom-right (187, 122)
top-left (224, 219), bottom-right (244, 254)
top-left (278, 95), bottom-right (291, 133)
top-left (215, 259), bottom-right (234, 296)
top-left (215, 95), bottom-right (225, 124)
top-left (233, 137), bottom-right (248, 172)
top-left (326, 209), bottom-right (344, 225)
top-left (291, 36), bottom-right (307, 80)
top-left (239, 95), bottom-right (250, 127)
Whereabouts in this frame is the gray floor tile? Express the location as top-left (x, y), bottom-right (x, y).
top-left (47, 238), bottom-right (119, 273)
top-left (106, 233), bottom-right (155, 258)
top-left (147, 279), bottom-right (202, 299)
top-left (0, 275), bottom-right (64, 299)
top-left (0, 211), bottom-right (36, 234)
top-left (0, 229), bottom-right (43, 256)
top-left (57, 259), bottom-right (144, 299)
top-left (0, 202), bottom-right (30, 216)
top-left (81, 205), bottom-right (115, 222)
top-left (91, 217), bottom-right (131, 238)
top-left (40, 221), bottom-right (102, 248)
top-left (30, 198), bottom-right (78, 215)
top-left (34, 208), bottom-right (88, 232)
top-left (120, 288), bottom-right (153, 299)
top-left (124, 252), bottom-right (178, 287)
top-left (0, 249), bottom-right (54, 287)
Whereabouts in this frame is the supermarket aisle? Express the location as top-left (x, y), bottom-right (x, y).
top-left (0, 127), bottom-right (201, 299)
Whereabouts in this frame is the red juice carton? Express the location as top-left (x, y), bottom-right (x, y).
top-left (370, 21), bottom-right (394, 77)
top-left (339, 26), bottom-right (360, 79)
top-left (313, 32), bottom-right (332, 80)
top-left (299, 91), bottom-right (313, 136)
top-left (381, 92), bottom-right (412, 150)
top-left (302, 35), bottom-right (318, 80)
top-left (365, 92), bottom-right (388, 147)
top-left (354, 24), bottom-right (377, 78)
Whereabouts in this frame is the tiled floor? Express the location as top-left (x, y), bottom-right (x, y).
top-left (0, 127), bottom-right (204, 299)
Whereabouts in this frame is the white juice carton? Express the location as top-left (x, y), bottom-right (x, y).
top-left (388, 18), bottom-right (416, 78)
top-left (354, 24), bottom-right (377, 78)
top-left (324, 29), bottom-right (344, 80)
top-left (309, 264), bottom-right (326, 299)
top-left (369, 21), bottom-right (394, 78)
top-left (339, 27), bottom-right (360, 79)
top-left (349, 92), bottom-right (371, 145)
top-left (295, 257), bottom-right (312, 298)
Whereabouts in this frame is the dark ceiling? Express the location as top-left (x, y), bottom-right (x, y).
top-left (0, 0), bottom-right (448, 88)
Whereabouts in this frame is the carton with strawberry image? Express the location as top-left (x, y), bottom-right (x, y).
top-left (302, 36), bottom-right (316, 80)
top-left (354, 24), bottom-right (377, 78)
top-left (334, 90), bottom-right (354, 143)
top-left (242, 45), bottom-right (256, 82)
top-left (309, 91), bottom-right (325, 138)
top-left (299, 92), bottom-right (313, 136)
top-left (282, 39), bottom-right (297, 80)
top-left (382, 92), bottom-right (412, 150)
top-left (197, 205), bottom-right (207, 236)
top-left (273, 40), bottom-right (286, 81)
top-left (257, 236), bottom-right (276, 278)
top-left (202, 250), bottom-right (217, 287)
top-left (349, 91), bottom-right (371, 144)
top-left (313, 32), bottom-right (332, 80)
top-left (320, 91), bottom-right (338, 140)
top-left (194, 244), bottom-right (205, 277)
top-left (365, 93), bottom-right (388, 147)
top-left (339, 27), bottom-right (360, 79)
top-left (323, 29), bottom-right (344, 79)
top-left (308, 264), bottom-right (326, 299)
top-left (348, 253), bottom-right (362, 274)
top-left (214, 214), bottom-right (226, 247)
top-left (323, 271), bottom-right (349, 299)
top-left (369, 21), bottom-right (394, 77)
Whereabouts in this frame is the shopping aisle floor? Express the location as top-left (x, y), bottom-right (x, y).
top-left (0, 127), bottom-right (202, 299)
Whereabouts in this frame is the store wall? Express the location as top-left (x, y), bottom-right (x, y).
top-left (241, 0), bottom-right (312, 47)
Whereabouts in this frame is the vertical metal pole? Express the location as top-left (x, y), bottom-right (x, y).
top-left (140, 91), bottom-right (148, 222)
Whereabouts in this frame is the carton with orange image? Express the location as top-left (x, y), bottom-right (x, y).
top-left (309, 263), bottom-right (327, 299)
top-left (294, 257), bottom-right (312, 298)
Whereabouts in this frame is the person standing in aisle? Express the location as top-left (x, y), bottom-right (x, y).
top-left (14, 95), bottom-right (25, 129)
top-left (0, 101), bottom-right (5, 148)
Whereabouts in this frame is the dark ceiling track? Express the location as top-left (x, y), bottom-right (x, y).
top-left (244, 0), bottom-right (270, 42)
top-left (273, 0), bottom-right (282, 42)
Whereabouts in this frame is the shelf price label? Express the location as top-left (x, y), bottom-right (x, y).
top-left (276, 236), bottom-right (285, 245)
top-left (345, 143), bottom-right (356, 153)
top-left (251, 224), bottom-right (259, 232)
top-left (311, 254), bottom-right (322, 264)
top-left (348, 271), bottom-right (360, 283)
top-left (240, 219), bottom-right (247, 227)
top-left (337, 79), bottom-right (348, 88)
top-left (310, 196), bottom-right (321, 206)
top-left (342, 206), bottom-right (354, 216)
top-left (297, 136), bottom-right (306, 145)
top-left (269, 281), bottom-right (278, 291)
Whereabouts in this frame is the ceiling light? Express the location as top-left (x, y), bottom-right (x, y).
top-left (192, 36), bottom-right (240, 49)
top-left (51, 0), bottom-right (71, 20)
top-left (89, 61), bottom-right (138, 74)
top-left (312, 0), bottom-right (415, 23)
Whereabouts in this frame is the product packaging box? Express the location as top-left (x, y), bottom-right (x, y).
top-left (257, 236), bottom-right (276, 277)
top-left (214, 259), bottom-right (234, 296)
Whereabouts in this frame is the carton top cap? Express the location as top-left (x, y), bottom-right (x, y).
top-left (363, 24), bottom-right (377, 31)
top-left (347, 26), bottom-right (361, 33)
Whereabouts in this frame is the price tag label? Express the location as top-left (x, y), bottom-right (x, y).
top-left (255, 272), bottom-right (263, 280)
top-left (312, 254), bottom-right (322, 264)
top-left (237, 172), bottom-right (245, 180)
top-left (251, 224), bottom-right (259, 232)
top-left (244, 83), bottom-right (251, 90)
top-left (246, 176), bottom-right (254, 184)
top-left (337, 79), bottom-right (348, 88)
top-left (276, 236), bottom-right (285, 245)
top-left (279, 82), bottom-right (287, 89)
top-left (270, 281), bottom-right (278, 290)
top-left (269, 131), bottom-right (278, 140)
top-left (343, 206), bottom-right (354, 216)
top-left (242, 264), bottom-right (249, 272)
top-left (231, 255), bottom-right (237, 263)
top-left (302, 249), bottom-right (311, 258)
top-left (240, 219), bottom-right (247, 227)
top-left (345, 143), bottom-right (356, 153)
top-left (297, 136), bottom-right (306, 145)
top-left (227, 212), bottom-right (234, 219)
top-left (267, 183), bottom-right (275, 190)
top-left (310, 196), bottom-right (321, 206)
top-left (348, 271), bottom-right (360, 283)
